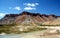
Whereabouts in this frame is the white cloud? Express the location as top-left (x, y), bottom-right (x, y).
top-left (9, 6), bottom-right (21, 11)
top-left (13, 6), bottom-right (21, 10)
top-left (24, 7), bottom-right (36, 10)
top-left (24, 3), bottom-right (31, 6)
top-left (31, 3), bottom-right (36, 6)
top-left (35, 3), bottom-right (39, 5)
top-left (0, 13), bottom-right (5, 17)
top-left (24, 3), bottom-right (39, 7)
top-left (0, 13), bottom-right (9, 19)
top-left (23, 3), bottom-right (39, 10)
top-left (0, 13), bottom-right (6, 19)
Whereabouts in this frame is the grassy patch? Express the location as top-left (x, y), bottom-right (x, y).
top-left (0, 24), bottom-right (47, 34)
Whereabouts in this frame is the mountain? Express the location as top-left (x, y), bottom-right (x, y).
top-left (0, 11), bottom-right (60, 25)
top-left (43, 18), bottom-right (60, 25)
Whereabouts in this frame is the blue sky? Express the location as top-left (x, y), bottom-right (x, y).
top-left (0, 0), bottom-right (60, 18)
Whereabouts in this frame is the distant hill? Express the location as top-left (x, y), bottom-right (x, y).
top-left (0, 11), bottom-right (60, 25)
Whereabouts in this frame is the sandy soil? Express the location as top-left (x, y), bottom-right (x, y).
top-left (0, 30), bottom-right (60, 38)
top-left (20, 30), bottom-right (60, 38)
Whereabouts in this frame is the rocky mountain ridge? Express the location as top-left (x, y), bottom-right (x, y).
top-left (0, 11), bottom-right (60, 25)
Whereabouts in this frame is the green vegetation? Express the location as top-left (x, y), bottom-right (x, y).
top-left (0, 24), bottom-right (47, 34)
top-left (0, 24), bottom-right (16, 34)
top-left (39, 24), bottom-right (60, 26)
top-left (22, 28), bottom-right (47, 33)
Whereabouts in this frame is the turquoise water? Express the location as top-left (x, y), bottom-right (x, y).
top-left (0, 35), bottom-right (21, 38)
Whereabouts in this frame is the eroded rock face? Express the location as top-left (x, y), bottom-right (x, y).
top-left (0, 11), bottom-right (60, 25)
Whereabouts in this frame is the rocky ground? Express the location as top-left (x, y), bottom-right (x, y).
top-left (0, 29), bottom-right (60, 38)
top-left (20, 30), bottom-right (60, 38)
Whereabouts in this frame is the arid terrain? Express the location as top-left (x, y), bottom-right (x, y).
top-left (0, 11), bottom-right (60, 38)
